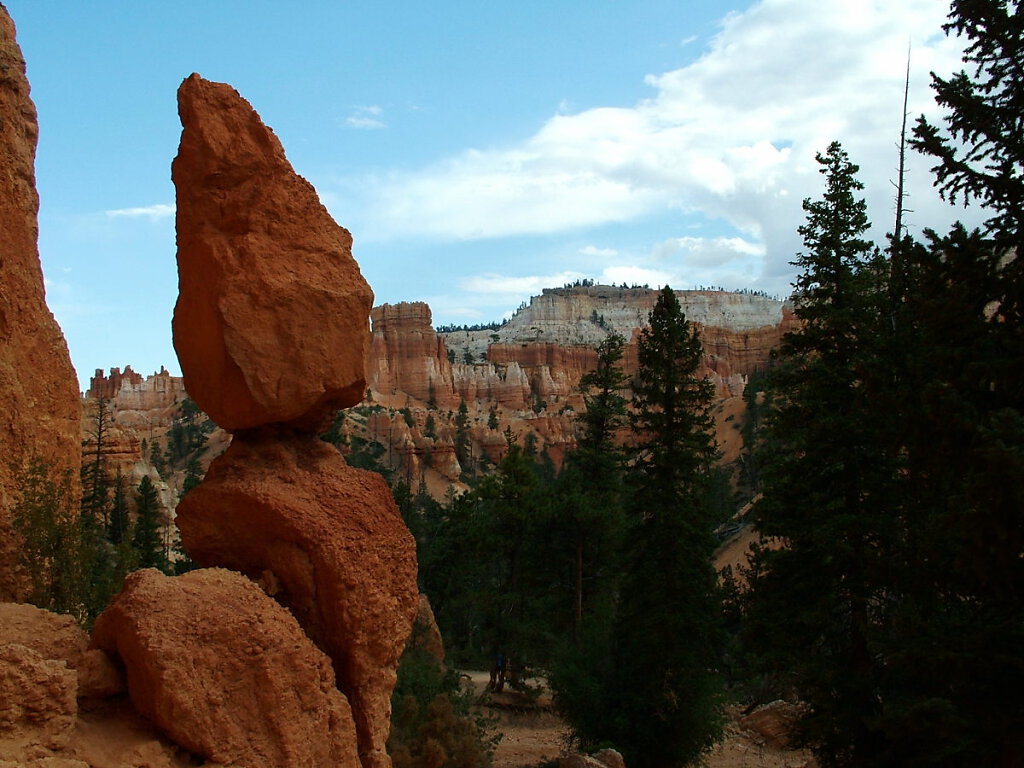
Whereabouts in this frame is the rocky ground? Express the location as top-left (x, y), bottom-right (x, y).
top-left (466, 672), bottom-right (813, 768)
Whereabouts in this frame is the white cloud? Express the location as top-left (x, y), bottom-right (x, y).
top-left (580, 245), bottom-right (619, 257)
top-left (345, 105), bottom-right (385, 129)
top-left (653, 236), bottom-right (765, 266)
top-left (346, 0), bottom-right (974, 292)
top-left (460, 271), bottom-right (585, 296)
top-left (105, 203), bottom-right (174, 220)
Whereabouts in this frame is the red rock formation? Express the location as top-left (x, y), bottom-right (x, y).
top-left (0, 6), bottom-right (81, 601)
top-left (88, 366), bottom-right (188, 428)
top-left (176, 436), bottom-right (417, 768)
top-left (487, 342), bottom-right (597, 402)
top-left (369, 303), bottom-right (455, 406)
top-left (358, 291), bottom-right (793, 492)
top-left (93, 568), bottom-right (360, 768)
top-left (172, 74), bottom-right (418, 768)
top-left (0, 603), bottom-right (123, 701)
top-left (172, 73), bottom-right (373, 432)
top-left (87, 366), bottom-right (145, 401)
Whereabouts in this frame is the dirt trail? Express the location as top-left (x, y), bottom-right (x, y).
top-left (465, 672), bottom-right (813, 768)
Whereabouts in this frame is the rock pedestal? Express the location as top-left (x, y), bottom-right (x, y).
top-left (176, 435), bottom-right (418, 768)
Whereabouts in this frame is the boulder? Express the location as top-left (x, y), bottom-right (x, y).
top-left (592, 748), bottom-right (626, 768)
top-left (0, 643), bottom-right (77, 757)
top-left (0, 5), bottom-right (81, 602)
top-left (171, 73), bottom-right (373, 432)
top-left (0, 605), bottom-right (86, 668)
top-left (740, 699), bottom-right (803, 749)
top-left (176, 434), bottom-right (418, 768)
top-left (0, 603), bottom-right (123, 700)
top-left (92, 568), bottom-right (360, 768)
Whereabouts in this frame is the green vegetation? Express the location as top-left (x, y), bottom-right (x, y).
top-left (740, 5), bottom-right (1024, 763)
top-left (387, 610), bottom-right (496, 768)
top-left (11, 395), bottom-right (210, 627)
top-left (604, 288), bottom-right (725, 767)
top-left (409, 296), bottom-right (726, 767)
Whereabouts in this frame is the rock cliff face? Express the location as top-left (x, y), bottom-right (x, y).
top-left (88, 366), bottom-right (188, 428)
top-left (0, 7), bottom-right (82, 602)
top-left (361, 287), bottom-right (794, 492)
top-left (169, 74), bottom-right (417, 768)
top-left (369, 303), bottom-right (454, 406)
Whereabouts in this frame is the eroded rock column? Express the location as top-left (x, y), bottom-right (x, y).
top-left (0, 6), bottom-right (81, 602)
top-left (170, 74), bottom-right (418, 768)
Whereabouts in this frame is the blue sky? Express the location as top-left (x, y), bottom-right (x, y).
top-left (6, 1), bottom-right (974, 389)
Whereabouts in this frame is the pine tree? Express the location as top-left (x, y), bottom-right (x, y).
top-left (12, 459), bottom-right (83, 617)
top-left (911, 0), bottom-right (1023, 259)
top-left (81, 397), bottom-right (112, 526)
top-left (895, 3), bottom-right (1024, 760)
top-left (455, 399), bottom-right (471, 469)
top-left (108, 469), bottom-right (130, 545)
top-left (743, 144), bottom-right (902, 766)
top-left (605, 287), bottom-right (725, 768)
top-left (182, 456), bottom-right (204, 495)
top-left (566, 331), bottom-right (629, 636)
top-left (132, 476), bottom-right (168, 572)
top-left (549, 331), bottom-right (631, 750)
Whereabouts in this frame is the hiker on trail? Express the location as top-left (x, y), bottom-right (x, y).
top-left (489, 651), bottom-right (508, 692)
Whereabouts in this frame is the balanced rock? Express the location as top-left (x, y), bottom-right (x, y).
top-left (92, 568), bottom-right (360, 768)
top-left (176, 434), bottom-right (418, 768)
top-left (0, 6), bottom-right (81, 601)
top-left (172, 73), bottom-right (373, 432)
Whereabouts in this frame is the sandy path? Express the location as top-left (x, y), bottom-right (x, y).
top-left (464, 671), bottom-right (812, 768)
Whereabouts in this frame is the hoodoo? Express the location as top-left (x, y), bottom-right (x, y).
top-left (170, 74), bottom-right (418, 768)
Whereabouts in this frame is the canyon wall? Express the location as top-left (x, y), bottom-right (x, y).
top-left (0, 8), bottom-right (82, 602)
top-left (362, 286), bottom-right (794, 493)
top-left (88, 365), bottom-right (188, 428)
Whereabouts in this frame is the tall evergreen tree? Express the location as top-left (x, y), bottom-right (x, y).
top-left (604, 287), bottom-right (725, 768)
top-left (455, 399), bottom-right (471, 469)
top-left (108, 469), bottom-right (130, 545)
top-left (897, 3), bottom-right (1024, 760)
top-left (567, 331), bottom-right (629, 635)
top-left (132, 475), bottom-right (168, 572)
top-left (743, 143), bottom-right (897, 766)
top-left (81, 397), bottom-right (112, 525)
top-left (549, 331), bottom-right (632, 751)
top-left (911, 0), bottom-right (1023, 260)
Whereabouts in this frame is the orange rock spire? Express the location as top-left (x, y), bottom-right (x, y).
top-left (172, 73), bottom-right (373, 433)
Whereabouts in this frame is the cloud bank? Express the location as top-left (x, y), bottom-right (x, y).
top-left (346, 0), bottom-right (974, 298)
